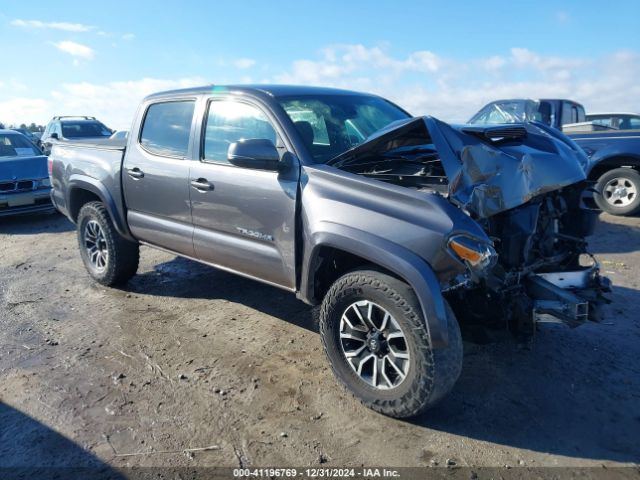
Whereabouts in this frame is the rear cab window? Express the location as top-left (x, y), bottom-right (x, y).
top-left (140, 100), bottom-right (196, 157)
top-left (562, 102), bottom-right (585, 125)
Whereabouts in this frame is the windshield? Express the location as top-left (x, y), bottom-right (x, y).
top-left (61, 121), bottom-right (112, 138)
top-left (0, 133), bottom-right (40, 157)
top-left (279, 94), bottom-right (409, 163)
top-left (469, 100), bottom-right (554, 126)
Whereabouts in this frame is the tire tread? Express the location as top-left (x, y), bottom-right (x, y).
top-left (319, 268), bottom-right (462, 418)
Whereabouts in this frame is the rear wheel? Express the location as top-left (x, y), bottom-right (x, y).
top-left (319, 268), bottom-right (462, 418)
top-left (594, 168), bottom-right (640, 216)
top-left (77, 201), bottom-right (139, 286)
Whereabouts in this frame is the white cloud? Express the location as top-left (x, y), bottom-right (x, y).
top-left (234, 58), bottom-right (256, 69)
top-left (52, 41), bottom-right (95, 60)
top-left (481, 55), bottom-right (507, 71)
top-left (2, 46), bottom-right (640, 129)
top-left (0, 98), bottom-right (50, 126)
top-left (122, 33), bottom-right (135, 41)
top-left (11, 19), bottom-right (94, 32)
top-left (276, 44), bottom-right (442, 85)
top-left (272, 45), bottom-right (640, 122)
top-left (0, 77), bottom-right (207, 128)
top-left (50, 77), bottom-right (207, 129)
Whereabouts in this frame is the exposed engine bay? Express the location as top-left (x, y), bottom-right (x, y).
top-left (447, 184), bottom-right (611, 338)
top-left (328, 116), bottom-right (611, 338)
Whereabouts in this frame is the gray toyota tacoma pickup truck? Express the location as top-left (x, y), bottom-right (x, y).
top-left (50, 85), bottom-right (611, 418)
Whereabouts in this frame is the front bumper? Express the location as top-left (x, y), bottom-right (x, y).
top-left (0, 188), bottom-right (54, 217)
top-left (526, 264), bottom-right (611, 327)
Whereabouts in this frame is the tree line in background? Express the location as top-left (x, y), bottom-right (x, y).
top-left (0, 122), bottom-right (45, 132)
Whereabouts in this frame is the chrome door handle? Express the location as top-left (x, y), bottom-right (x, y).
top-left (127, 167), bottom-right (144, 179)
top-left (190, 178), bottom-right (213, 191)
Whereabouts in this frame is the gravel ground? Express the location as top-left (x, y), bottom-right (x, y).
top-left (0, 211), bottom-right (639, 472)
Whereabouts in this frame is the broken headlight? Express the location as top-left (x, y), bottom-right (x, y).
top-left (448, 235), bottom-right (497, 273)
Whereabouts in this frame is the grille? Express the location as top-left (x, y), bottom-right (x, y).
top-left (0, 180), bottom-right (35, 192)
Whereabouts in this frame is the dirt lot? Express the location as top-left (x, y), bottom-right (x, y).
top-left (1, 211), bottom-right (639, 471)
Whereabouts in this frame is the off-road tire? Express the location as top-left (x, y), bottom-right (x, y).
top-left (77, 201), bottom-right (139, 286)
top-left (319, 268), bottom-right (463, 418)
top-left (594, 168), bottom-right (640, 216)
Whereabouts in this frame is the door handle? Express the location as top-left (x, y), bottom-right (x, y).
top-left (190, 178), bottom-right (214, 191)
top-left (127, 167), bottom-right (144, 179)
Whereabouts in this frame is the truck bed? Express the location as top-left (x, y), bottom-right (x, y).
top-left (49, 139), bottom-right (130, 238)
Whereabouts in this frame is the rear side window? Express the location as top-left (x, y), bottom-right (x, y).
top-left (140, 100), bottom-right (195, 157)
top-left (203, 100), bottom-right (277, 164)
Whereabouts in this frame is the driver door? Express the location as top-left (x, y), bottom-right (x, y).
top-left (189, 97), bottom-right (299, 289)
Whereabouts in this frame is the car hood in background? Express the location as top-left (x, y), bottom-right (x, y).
top-left (0, 155), bottom-right (49, 181)
top-left (329, 116), bottom-right (589, 218)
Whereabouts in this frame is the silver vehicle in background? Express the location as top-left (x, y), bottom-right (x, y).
top-left (110, 130), bottom-right (129, 141)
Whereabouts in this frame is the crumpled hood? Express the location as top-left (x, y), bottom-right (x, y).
top-left (329, 116), bottom-right (589, 218)
top-left (0, 155), bottom-right (49, 181)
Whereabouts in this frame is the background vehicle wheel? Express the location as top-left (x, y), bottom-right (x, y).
top-left (594, 168), bottom-right (640, 216)
top-left (77, 201), bottom-right (139, 286)
top-left (319, 268), bottom-right (462, 418)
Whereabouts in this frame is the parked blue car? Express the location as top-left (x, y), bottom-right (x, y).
top-left (0, 129), bottom-right (54, 217)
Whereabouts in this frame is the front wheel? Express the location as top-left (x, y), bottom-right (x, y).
top-left (319, 268), bottom-right (463, 418)
top-left (77, 201), bottom-right (139, 286)
top-left (594, 168), bottom-right (640, 216)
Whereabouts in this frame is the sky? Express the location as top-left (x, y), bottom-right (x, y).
top-left (1, 0), bottom-right (639, 129)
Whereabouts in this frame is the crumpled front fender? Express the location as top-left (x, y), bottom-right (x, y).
top-left (300, 224), bottom-right (451, 348)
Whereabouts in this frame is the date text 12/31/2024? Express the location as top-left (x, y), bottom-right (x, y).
top-left (233, 468), bottom-right (400, 478)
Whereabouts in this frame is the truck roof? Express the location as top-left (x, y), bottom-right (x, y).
top-left (586, 112), bottom-right (640, 116)
top-left (144, 84), bottom-right (375, 101)
top-left (486, 98), bottom-right (583, 104)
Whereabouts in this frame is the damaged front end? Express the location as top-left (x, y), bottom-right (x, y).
top-left (328, 117), bottom-right (611, 338)
top-left (456, 185), bottom-right (611, 337)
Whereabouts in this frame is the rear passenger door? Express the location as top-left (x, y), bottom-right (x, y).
top-left (188, 97), bottom-right (299, 289)
top-left (122, 99), bottom-right (196, 256)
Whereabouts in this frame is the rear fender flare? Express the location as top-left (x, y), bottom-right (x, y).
top-left (301, 224), bottom-right (450, 348)
top-left (67, 175), bottom-right (133, 240)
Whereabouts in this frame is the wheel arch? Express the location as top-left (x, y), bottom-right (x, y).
top-left (588, 156), bottom-right (640, 181)
top-left (67, 175), bottom-right (133, 240)
top-left (299, 225), bottom-right (450, 348)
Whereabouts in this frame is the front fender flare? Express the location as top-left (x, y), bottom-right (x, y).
top-left (301, 223), bottom-right (450, 348)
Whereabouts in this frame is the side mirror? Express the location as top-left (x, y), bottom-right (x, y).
top-left (227, 138), bottom-right (280, 171)
top-left (50, 133), bottom-right (59, 140)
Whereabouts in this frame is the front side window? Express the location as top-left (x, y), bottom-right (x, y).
top-left (140, 100), bottom-right (195, 157)
top-left (619, 116), bottom-right (640, 130)
top-left (203, 100), bottom-right (277, 164)
top-left (628, 118), bottom-right (640, 130)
